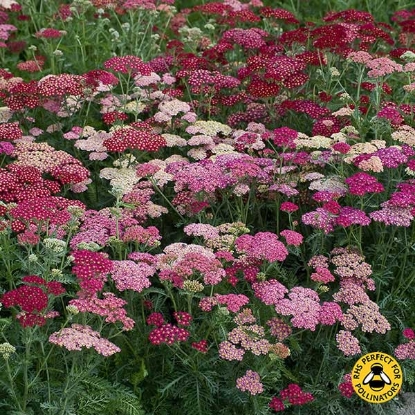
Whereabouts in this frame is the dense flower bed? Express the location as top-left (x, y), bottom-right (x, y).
top-left (0, 0), bottom-right (415, 414)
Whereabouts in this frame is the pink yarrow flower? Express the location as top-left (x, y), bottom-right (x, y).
top-left (49, 324), bottom-right (121, 356)
top-left (236, 370), bottom-right (264, 395)
top-left (280, 229), bottom-right (303, 246)
top-left (235, 232), bottom-right (288, 262)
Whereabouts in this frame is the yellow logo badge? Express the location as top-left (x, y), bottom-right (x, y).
top-left (351, 352), bottom-right (403, 403)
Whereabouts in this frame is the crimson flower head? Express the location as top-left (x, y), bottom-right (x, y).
top-left (22, 275), bottom-right (65, 296)
top-left (148, 323), bottom-right (190, 345)
top-left (103, 55), bottom-right (152, 76)
top-left (338, 374), bottom-right (354, 398)
top-left (191, 340), bottom-right (208, 353)
top-left (3, 80), bottom-right (40, 110)
top-left (0, 122), bottom-right (22, 141)
top-left (35, 28), bottom-right (65, 38)
top-left (146, 312), bottom-right (165, 327)
top-left (38, 74), bottom-right (85, 97)
top-left (83, 69), bottom-right (119, 88)
top-left (269, 396), bottom-right (285, 412)
top-left (104, 122), bottom-right (166, 152)
top-left (173, 311), bottom-right (192, 326)
top-left (403, 328), bottom-right (415, 340)
top-left (345, 172), bottom-right (384, 196)
top-left (2, 285), bottom-right (48, 313)
top-left (280, 383), bottom-right (314, 406)
top-left (260, 7), bottom-right (299, 24)
top-left (280, 201), bottom-right (299, 213)
top-left (247, 79), bottom-right (280, 98)
top-left (1, 275), bottom-right (65, 328)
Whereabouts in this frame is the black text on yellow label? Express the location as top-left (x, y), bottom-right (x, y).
top-left (351, 352), bottom-right (403, 403)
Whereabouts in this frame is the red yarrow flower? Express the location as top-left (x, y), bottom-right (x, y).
top-left (148, 323), bottom-right (190, 345)
top-left (0, 122), bottom-right (22, 141)
top-left (191, 339), bottom-right (208, 353)
top-left (403, 328), bottom-right (415, 340)
top-left (2, 285), bottom-right (48, 313)
top-left (103, 55), bottom-right (152, 76)
top-left (35, 28), bottom-right (65, 38)
top-left (103, 122), bottom-right (166, 152)
top-left (269, 396), bottom-right (285, 412)
top-left (280, 383), bottom-right (314, 406)
top-left (1, 275), bottom-right (64, 328)
top-left (173, 311), bottom-right (192, 326)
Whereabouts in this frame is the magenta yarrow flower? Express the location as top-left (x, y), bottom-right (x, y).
top-left (370, 204), bottom-right (413, 227)
top-left (345, 172), bottom-right (384, 196)
top-left (403, 328), bottom-right (415, 340)
top-left (336, 206), bottom-right (371, 227)
top-left (319, 302), bottom-right (343, 325)
top-left (280, 201), bottom-right (299, 212)
top-left (338, 374), bottom-right (355, 398)
top-left (235, 232), bottom-right (288, 262)
top-left (280, 229), bottom-right (303, 246)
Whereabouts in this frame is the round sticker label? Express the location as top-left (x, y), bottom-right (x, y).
top-left (351, 352), bottom-right (403, 403)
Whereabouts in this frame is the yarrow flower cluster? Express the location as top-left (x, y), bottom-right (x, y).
top-left (274, 287), bottom-right (321, 331)
top-left (269, 383), bottom-right (314, 411)
top-left (235, 231), bottom-right (288, 262)
top-left (236, 370), bottom-right (263, 395)
top-left (148, 323), bottom-right (190, 345)
top-left (394, 328), bottom-right (415, 360)
top-left (49, 324), bottom-right (121, 356)
top-left (1, 275), bottom-right (65, 327)
top-left (69, 292), bottom-right (135, 331)
top-left (338, 373), bottom-right (355, 398)
top-left (71, 250), bottom-right (113, 294)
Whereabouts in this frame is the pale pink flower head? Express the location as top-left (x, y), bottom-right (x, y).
top-left (336, 330), bottom-right (361, 356)
top-left (347, 50), bottom-right (373, 64)
top-left (395, 342), bottom-right (415, 360)
top-left (49, 324), bottom-right (121, 356)
top-left (366, 57), bottom-right (403, 77)
top-left (236, 370), bottom-right (264, 395)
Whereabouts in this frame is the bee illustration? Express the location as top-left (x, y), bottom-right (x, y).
top-left (363, 363), bottom-right (391, 391)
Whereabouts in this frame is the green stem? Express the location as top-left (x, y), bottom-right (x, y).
top-left (5, 359), bottom-right (23, 412)
top-left (150, 178), bottom-right (185, 222)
